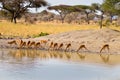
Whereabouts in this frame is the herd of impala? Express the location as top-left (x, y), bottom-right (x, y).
top-left (7, 39), bottom-right (110, 53)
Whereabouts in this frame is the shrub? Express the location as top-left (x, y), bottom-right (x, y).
top-left (32, 32), bottom-right (49, 38)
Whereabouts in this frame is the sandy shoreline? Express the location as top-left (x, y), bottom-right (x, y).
top-left (0, 28), bottom-right (120, 54)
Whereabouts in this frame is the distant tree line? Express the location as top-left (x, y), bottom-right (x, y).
top-left (0, 0), bottom-right (120, 28)
top-left (48, 0), bottom-right (120, 28)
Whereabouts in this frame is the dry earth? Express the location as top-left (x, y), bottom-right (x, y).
top-left (1, 28), bottom-right (120, 54)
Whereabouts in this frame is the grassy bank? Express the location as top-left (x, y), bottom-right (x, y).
top-left (0, 21), bottom-right (119, 38)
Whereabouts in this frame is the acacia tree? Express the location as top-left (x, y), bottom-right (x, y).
top-left (0, 0), bottom-right (48, 23)
top-left (91, 3), bottom-right (104, 29)
top-left (74, 5), bottom-right (93, 24)
top-left (102, 0), bottom-right (120, 23)
top-left (48, 5), bottom-right (76, 23)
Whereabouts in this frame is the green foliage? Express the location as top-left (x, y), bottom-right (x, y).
top-left (102, 0), bottom-right (120, 15)
top-left (73, 5), bottom-right (93, 24)
top-left (73, 5), bottom-right (93, 14)
top-left (91, 3), bottom-right (101, 10)
top-left (48, 5), bottom-right (75, 12)
top-left (48, 5), bottom-right (77, 15)
top-left (48, 5), bottom-right (77, 23)
top-left (32, 32), bottom-right (49, 38)
top-left (0, 10), bottom-right (11, 19)
top-left (74, 5), bottom-right (92, 10)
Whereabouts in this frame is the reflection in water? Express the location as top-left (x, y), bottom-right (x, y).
top-left (1, 49), bottom-right (120, 80)
top-left (77, 53), bottom-right (86, 60)
top-left (0, 49), bottom-right (120, 65)
top-left (100, 54), bottom-right (110, 63)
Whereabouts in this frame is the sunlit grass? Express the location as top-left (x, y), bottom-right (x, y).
top-left (0, 21), bottom-right (120, 38)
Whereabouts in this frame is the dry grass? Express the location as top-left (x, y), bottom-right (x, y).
top-left (0, 21), bottom-right (120, 38)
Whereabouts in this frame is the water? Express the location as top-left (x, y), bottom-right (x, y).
top-left (0, 49), bottom-right (120, 80)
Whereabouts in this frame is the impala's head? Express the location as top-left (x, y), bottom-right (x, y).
top-left (66, 43), bottom-right (71, 46)
top-left (54, 43), bottom-right (58, 45)
top-left (27, 41), bottom-right (31, 43)
top-left (60, 43), bottom-right (63, 45)
top-left (36, 42), bottom-right (40, 44)
top-left (50, 41), bottom-right (53, 44)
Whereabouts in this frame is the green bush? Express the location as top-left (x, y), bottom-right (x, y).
top-left (33, 32), bottom-right (49, 38)
top-left (39, 32), bottom-right (49, 36)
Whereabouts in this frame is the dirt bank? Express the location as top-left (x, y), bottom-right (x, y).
top-left (0, 28), bottom-right (120, 54)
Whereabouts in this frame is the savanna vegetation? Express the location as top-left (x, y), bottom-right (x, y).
top-left (0, 0), bottom-right (120, 38)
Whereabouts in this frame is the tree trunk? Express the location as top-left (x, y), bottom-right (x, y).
top-left (11, 17), bottom-right (17, 24)
top-left (13, 17), bottom-right (17, 24)
top-left (61, 18), bottom-right (64, 23)
top-left (11, 13), bottom-right (17, 24)
top-left (60, 14), bottom-right (65, 24)
top-left (11, 14), bottom-right (14, 22)
top-left (110, 15), bottom-right (113, 23)
top-left (100, 15), bottom-right (103, 29)
top-left (86, 13), bottom-right (90, 24)
top-left (11, 18), bottom-right (13, 22)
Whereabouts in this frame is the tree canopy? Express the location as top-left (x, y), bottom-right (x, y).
top-left (48, 5), bottom-right (77, 23)
top-left (73, 5), bottom-right (93, 24)
top-left (115, 2), bottom-right (120, 14)
top-left (0, 0), bottom-right (48, 23)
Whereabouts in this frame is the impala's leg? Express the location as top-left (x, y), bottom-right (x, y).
top-left (84, 46), bottom-right (89, 51)
top-left (57, 46), bottom-right (60, 50)
top-left (107, 46), bottom-right (109, 53)
top-left (53, 46), bottom-right (55, 50)
top-left (68, 46), bottom-right (70, 51)
top-left (77, 47), bottom-right (80, 52)
top-left (48, 45), bottom-right (52, 50)
top-left (65, 47), bottom-right (68, 52)
top-left (69, 45), bottom-right (72, 51)
top-left (48, 44), bottom-right (51, 50)
top-left (54, 46), bottom-right (57, 50)
top-left (100, 47), bottom-right (104, 53)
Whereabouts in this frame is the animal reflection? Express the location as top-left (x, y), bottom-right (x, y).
top-left (99, 54), bottom-right (110, 63)
top-left (6, 50), bottom-right (88, 61)
top-left (65, 53), bottom-right (71, 59)
top-left (0, 49), bottom-right (115, 65)
top-left (77, 53), bottom-right (86, 60)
